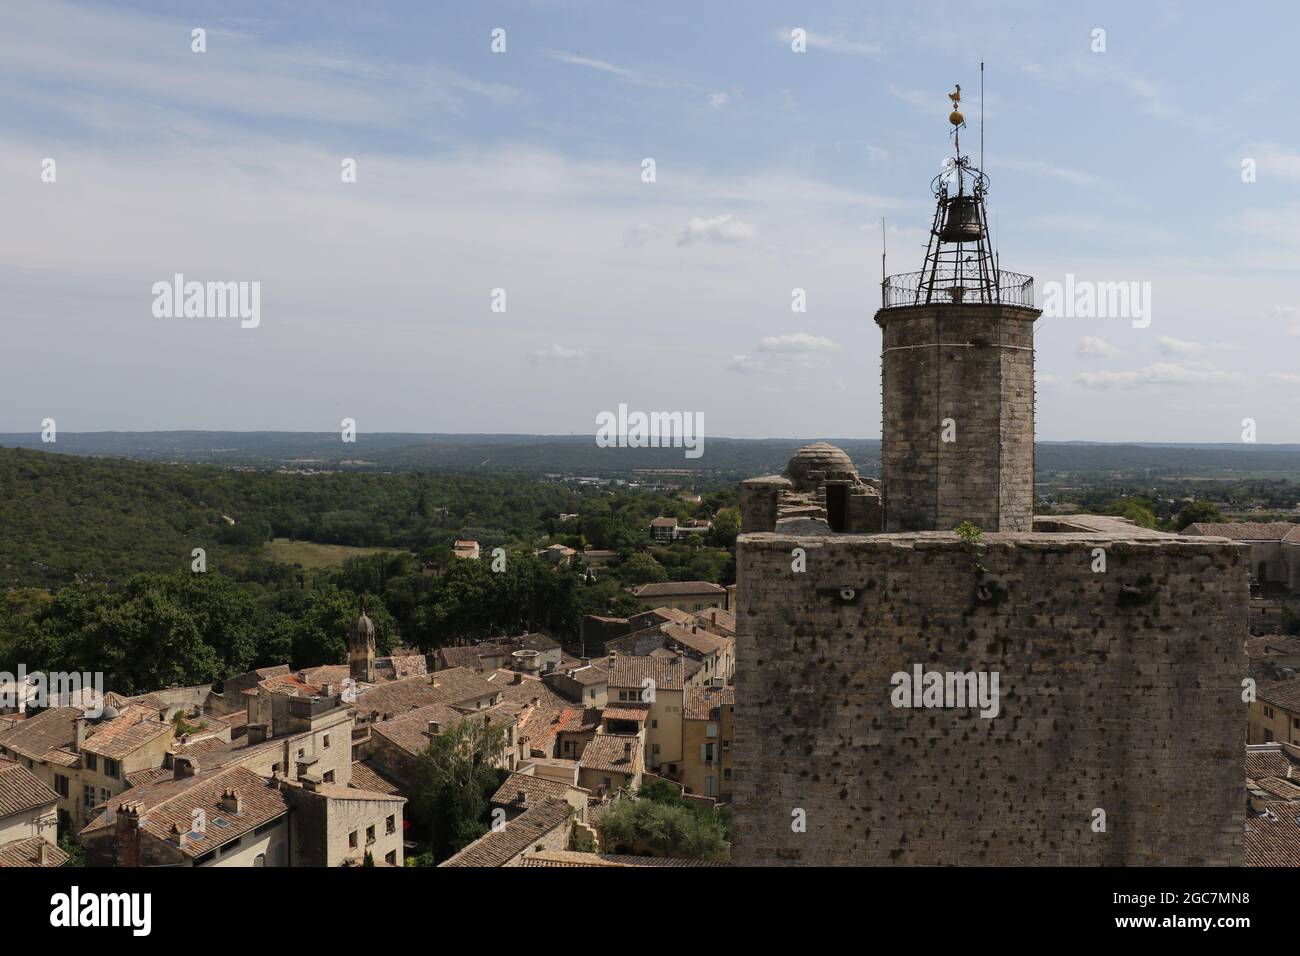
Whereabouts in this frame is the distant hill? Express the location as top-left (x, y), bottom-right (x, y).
top-left (2, 432), bottom-right (1299, 481)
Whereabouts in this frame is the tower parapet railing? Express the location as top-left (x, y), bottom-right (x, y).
top-left (881, 268), bottom-right (1034, 309)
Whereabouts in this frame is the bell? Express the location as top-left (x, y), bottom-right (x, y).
top-left (940, 194), bottom-right (983, 243)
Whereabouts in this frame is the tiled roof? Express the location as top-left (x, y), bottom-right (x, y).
top-left (607, 656), bottom-right (699, 691)
top-left (520, 849), bottom-right (722, 867)
top-left (1258, 681), bottom-right (1300, 711)
top-left (81, 765), bottom-right (289, 860)
top-left (683, 685), bottom-right (735, 721)
top-left (490, 771), bottom-right (574, 809)
top-left (1247, 746), bottom-right (1300, 780)
top-left (662, 622), bottom-right (732, 657)
top-left (564, 664), bottom-right (609, 687)
top-left (0, 757), bottom-right (59, 817)
top-left (357, 668), bottom-right (498, 716)
top-left (370, 703), bottom-right (467, 756)
top-left (349, 761), bottom-right (404, 797)
top-left (376, 655), bottom-right (429, 681)
top-left (1246, 806), bottom-right (1300, 866)
top-left (650, 517), bottom-right (678, 528)
top-left (1184, 521), bottom-right (1297, 540)
top-left (0, 706), bottom-right (80, 762)
top-left (602, 704), bottom-right (650, 723)
top-left (125, 767), bottom-right (174, 789)
top-left (438, 798), bottom-right (572, 867)
top-left (1287, 526), bottom-right (1300, 544)
top-left (0, 837), bottom-right (68, 867)
top-left (577, 734), bottom-right (641, 775)
top-left (631, 580), bottom-right (724, 597)
top-left (83, 709), bottom-right (173, 760)
top-left (560, 708), bottom-right (602, 734)
top-left (1254, 776), bottom-right (1300, 801)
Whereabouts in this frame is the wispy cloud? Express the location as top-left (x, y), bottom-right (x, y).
top-left (1076, 336), bottom-right (1123, 358)
top-left (1075, 362), bottom-right (1244, 388)
top-left (678, 215), bottom-right (756, 245)
top-left (772, 27), bottom-right (882, 57)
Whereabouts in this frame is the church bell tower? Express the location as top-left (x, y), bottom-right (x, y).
top-left (349, 602), bottom-right (376, 684)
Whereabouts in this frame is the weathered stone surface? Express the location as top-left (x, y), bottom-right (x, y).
top-left (732, 530), bottom-right (1248, 866)
top-left (875, 304), bottom-right (1039, 533)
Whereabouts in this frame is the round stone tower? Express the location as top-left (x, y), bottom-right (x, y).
top-left (875, 84), bottom-right (1040, 533)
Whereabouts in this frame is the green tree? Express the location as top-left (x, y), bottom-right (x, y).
top-left (1172, 500), bottom-right (1223, 531)
top-left (622, 553), bottom-right (668, 585)
top-left (409, 718), bottom-right (509, 862)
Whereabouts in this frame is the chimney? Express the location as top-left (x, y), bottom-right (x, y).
top-left (710, 610), bottom-right (718, 627)
top-left (427, 720), bottom-right (441, 736)
top-left (116, 801), bottom-right (143, 868)
top-left (247, 723), bottom-right (269, 745)
top-left (297, 670), bottom-right (309, 682)
top-left (322, 683), bottom-right (334, 697)
top-left (219, 788), bottom-right (242, 815)
top-left (517, 789), bottom-right (528, 806)
top-left (173, 755), bottom-right (197, 780)
top-left (512, 672), bottom-right (524, 685)
top-left (171, 823), bottom-right (188, 849)
top-left (37, 841), bottom-right (49, 865)
top-left (72, 717), bottom-right (88, 754)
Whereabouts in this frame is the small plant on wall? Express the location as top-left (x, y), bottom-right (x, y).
top-left (955, 521), bottom-right (986, 575)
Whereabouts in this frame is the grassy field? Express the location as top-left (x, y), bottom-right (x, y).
top-left (263, 538), bottom-right (402, 569)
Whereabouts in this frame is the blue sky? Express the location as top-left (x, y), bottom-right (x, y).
top-left (2, 0), bottom-right (1297, 441)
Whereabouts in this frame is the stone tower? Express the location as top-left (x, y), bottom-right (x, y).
top-left (875, 82), bottom-right (1038, 533)
top-left (349, 604), bottom-right (375, 684)
top-left (729, 84), bottom-right (1248, 868)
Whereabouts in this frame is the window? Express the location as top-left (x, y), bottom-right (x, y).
top-left (707, 776), bottom-right (716, 796)
top-left (349, 830), bottom-right (358, 849)
top-left (706, 723), bottom-right (718, 738)
top-left (85, 754), bottom-right (97, 771)
top-left (651, 719), bottom-right (658, 729)
top-left (323, 771), bottom-right (335, 783)
top-left (104, 758), bottom-right (119, 778)
top-left (386, 815), bottom-right (396, 835)
top-left (588, 689), bottom-right (596, 699)
top-left (323, 734), bottom-right (330, 750)
top-left (296, 748), bottom-right (305, 759)
top-left (723, 768), bottom-right (732, 780)
top-left (55, 774), bottom-right (69, 798)
top-left (366, 825), bottom-right (376, 845)
top-left (100, 787), bottom-right (111, 804)
top-left (254, 854), bottom-right (266, 868)
top-left (83, 785), bottom-right (95, 808)
top-left (1266, 730), bottom-right (1275, 742)
top-left (1265, 706), bottom-right (1275, 719)
top-left (385, 850), bottom-right (397, 865)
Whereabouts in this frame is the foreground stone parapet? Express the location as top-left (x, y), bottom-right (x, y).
top-left (731, 528), bottom-right (1248, 866)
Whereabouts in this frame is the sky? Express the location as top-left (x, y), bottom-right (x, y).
top-left (1, 0), bottom-right (1297, 442)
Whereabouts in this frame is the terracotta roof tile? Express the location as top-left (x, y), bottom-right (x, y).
top-left (0, 837), bottom-right (67, 867)
top-left (0, 758), bottom-right (59, 817)
top-left (439, 798), bottom-right (572, 867)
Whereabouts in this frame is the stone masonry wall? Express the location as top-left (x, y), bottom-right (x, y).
top-left (876, 305), bottom-right (1038, 533)
top-left (732, 531), bottom-right (1248, 866)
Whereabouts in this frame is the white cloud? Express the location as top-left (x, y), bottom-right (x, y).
top-left (730, 333), bottom-right (840, 374)
top-left (1237, 144), bottom-right (1300, 182)
top-left (709, 92), bottom-right (729, 109)
top-left (1076, 336), bottom-right (1122, 358)
top-left (543, 50), bottom-right (635, 78)
top-left (1156, 336), bottom-right (1234, 356)
top-left (678, 214), bottom-right (756, 245)
top-left (772, 27), bottom-right (882, 57)
top-left (758, 333), bottom-right (839, 353)
top-left (1265, 373), bottom-right (1300, 384)
top-left (1074, 363), bottom-right (1245, 388)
